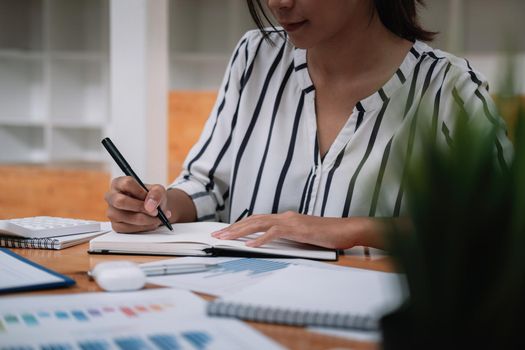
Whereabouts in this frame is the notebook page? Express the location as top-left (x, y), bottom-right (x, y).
top-left (91, 222), bottom-right (229, 245)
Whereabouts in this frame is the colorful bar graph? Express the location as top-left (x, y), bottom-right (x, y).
top-left (71, 310), bottom-right (88, 322)
top-left (114, 337), bottom-right (150, 350)
top-left (148, 334), bottom-right (181, 350)
top-left (21, 314), bottom-right (38, 326)
top-left (4, 314), bottom-right (19, 324)
top-left (120, 307), bottom-right (137, 317)
top-left (78, 340), bottom-right (111, 350)
top-left (0, 331), bottom-right (219, 350)
top-left (87, 309), bottom-right (102, 317)
top-left (40, 343), bottom-right (73, 350)
top-left (135, 306), bottom-right (148, 313)
top-left (205, 258), bottom-right (290, 278)
top-left (149, 305), bottom-right (163, 311)
top-left (182, 331), bottom-right (212, 350)
top-left (0, 303), bottom-right (173, 334)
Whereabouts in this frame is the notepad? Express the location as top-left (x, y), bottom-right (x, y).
top-left (89, 222), bottom-right (337, 260)
top-left (207, 265), bottom-right (405, 331)
top-left (0, 248), bottom-right (75, 293)
top-left (0, 228), bottom-right (110, 250)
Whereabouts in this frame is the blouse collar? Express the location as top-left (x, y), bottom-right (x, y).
top-left (292, 40), bottom-right (434, 112)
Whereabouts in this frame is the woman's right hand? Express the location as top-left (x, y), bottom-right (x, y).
top-left (104, 176), bottom-right (172, 233)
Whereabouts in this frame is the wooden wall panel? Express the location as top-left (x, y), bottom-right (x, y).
top-left (0, 166), bottom-right (110, 221)
top-left (496, 96), bottom-right (525, 143)
top-left (168, 90), bottom-right (217, 181)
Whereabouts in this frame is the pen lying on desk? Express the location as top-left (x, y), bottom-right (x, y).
top-left (140, 263), bottom-right (218, 277)
top-left (87, 262), bottom-right (218, 279)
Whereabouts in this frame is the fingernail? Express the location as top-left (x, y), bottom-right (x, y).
top-left (145, 198), bottom-right (158, 212)
top-left (166, 210), bottom-right (172, 218)
top-left (246, 240), bottom-right (256, 247)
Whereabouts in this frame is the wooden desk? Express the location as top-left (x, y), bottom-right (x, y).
top-left (7, 244), bottom-right (393, 350)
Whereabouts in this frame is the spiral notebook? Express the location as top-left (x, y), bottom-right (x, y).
top-left (207, 265), bottom-right (405, 331)
top-left (0, 230), bottom-right (109, 250)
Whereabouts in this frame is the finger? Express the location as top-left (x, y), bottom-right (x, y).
top-left (107, 206), bottom-right (161, 228)
top-left (112, 176), bottom-right (147, 200)
top-left (214, 215), bottom-right (276, 240)
top-left (105, 191), bottom-right (149, 214)
top-left (144, 184), bottom-right (167, 214)
top-left (246, 226), bottom-right (283, 247)
top-left (211, 217), bottom-right (247, 237)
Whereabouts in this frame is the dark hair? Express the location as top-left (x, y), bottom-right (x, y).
top-left (246, 0), bottom-right (436, 42)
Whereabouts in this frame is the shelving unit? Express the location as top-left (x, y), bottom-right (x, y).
top-left (169, 0), bottom-right (255, 90)
top-left (0, 0), bottom-right (108, 164)
top-left (167, 0), bottom-right (524, 93)
top-left (421, 0), bottom-right (525, 94)
top-left (1, 0), bottom-right (523, 166)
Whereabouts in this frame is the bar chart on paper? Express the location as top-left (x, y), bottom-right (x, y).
top-left (145, 258), bottom-right (292, 296)
top-left (0, 289), bottom-right (284, 350)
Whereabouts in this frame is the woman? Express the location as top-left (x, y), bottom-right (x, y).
top-left (105, 0), bottom-right (512, 250)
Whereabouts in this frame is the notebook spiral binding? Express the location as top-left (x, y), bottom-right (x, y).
top-left (0, 236), bottom-right (60, 249)
top-left (206, 301), bottom-right (377, 331)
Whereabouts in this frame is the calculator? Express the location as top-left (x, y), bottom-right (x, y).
top-left (0, 216), bottom-right (101, 239)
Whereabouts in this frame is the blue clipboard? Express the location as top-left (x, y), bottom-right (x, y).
top-left (0, 248), bottom-right (75, 293)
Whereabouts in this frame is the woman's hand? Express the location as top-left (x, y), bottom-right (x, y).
top-left (104, 176), bottom-right (171, 233)
top-left (211, 211), bottom-right (387, 250)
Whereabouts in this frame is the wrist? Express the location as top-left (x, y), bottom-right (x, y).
top-left (349, 217), bottom-right (387, 249)
top-left (165, 188), bottom-right (197, 223)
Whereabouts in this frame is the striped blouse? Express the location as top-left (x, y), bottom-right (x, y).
top-left (169, 29), bottom-right (512, 223)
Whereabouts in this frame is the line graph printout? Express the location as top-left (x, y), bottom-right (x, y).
top-left (0, 289), bottom-right (284, 350)
top-left (143, 257), bottom-right (344, 296)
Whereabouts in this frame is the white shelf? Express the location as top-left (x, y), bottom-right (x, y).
top-left (49, 58), bottom-right (107, 123)
top-left (0, 0), bottom-right (108, 165)
top-left (51, 119), bottom-right (106, 129)
top-left (462, 0), bottom-right (525, 53)
top-left (169, 0), bottom-right (256, 90)
top-left (0, 0), bottom-right (43, 51)
top-left (0, 125), bottom-right (46, 163)
top-left (48, 0), bottom-right (108, 52)
top-left (50, 127), bottom-right (104, 162)
top-left (170, 55), bottom-right (231, 90)
top-left (419, 0), bottom-right (525, 94)
top-left (0, 56), bottom-right (44, 121)
top-left (0, 49), bottom-right (43, 60)
top-left (49, 51), bottom-right (106, 62)
top-left (0, 118), bottom-right (45, 127)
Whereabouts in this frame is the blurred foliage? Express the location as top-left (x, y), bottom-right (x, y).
top-left (385, 71), bottom-right (525, 347)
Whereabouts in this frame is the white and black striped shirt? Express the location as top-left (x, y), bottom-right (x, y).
top-left (170, 30), bottom-right (512, 223)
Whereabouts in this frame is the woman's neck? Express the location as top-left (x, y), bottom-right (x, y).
top-left (307, 12), bottom-right (413, 84)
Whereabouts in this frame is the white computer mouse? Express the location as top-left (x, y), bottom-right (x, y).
top-left (90, 261), bottom-right (146, 292)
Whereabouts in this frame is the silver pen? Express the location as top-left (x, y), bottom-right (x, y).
top-left (140, 263), bottom-right (218, 277)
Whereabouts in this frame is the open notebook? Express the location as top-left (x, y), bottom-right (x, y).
top-left (89, 222), bottom-right (337, 261)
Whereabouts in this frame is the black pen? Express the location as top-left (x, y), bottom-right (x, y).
top-left (101, 137), bottom-right (173, 231)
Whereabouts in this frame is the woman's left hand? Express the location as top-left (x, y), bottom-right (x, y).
top-left (211, 211), bottom-right (385, 250)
